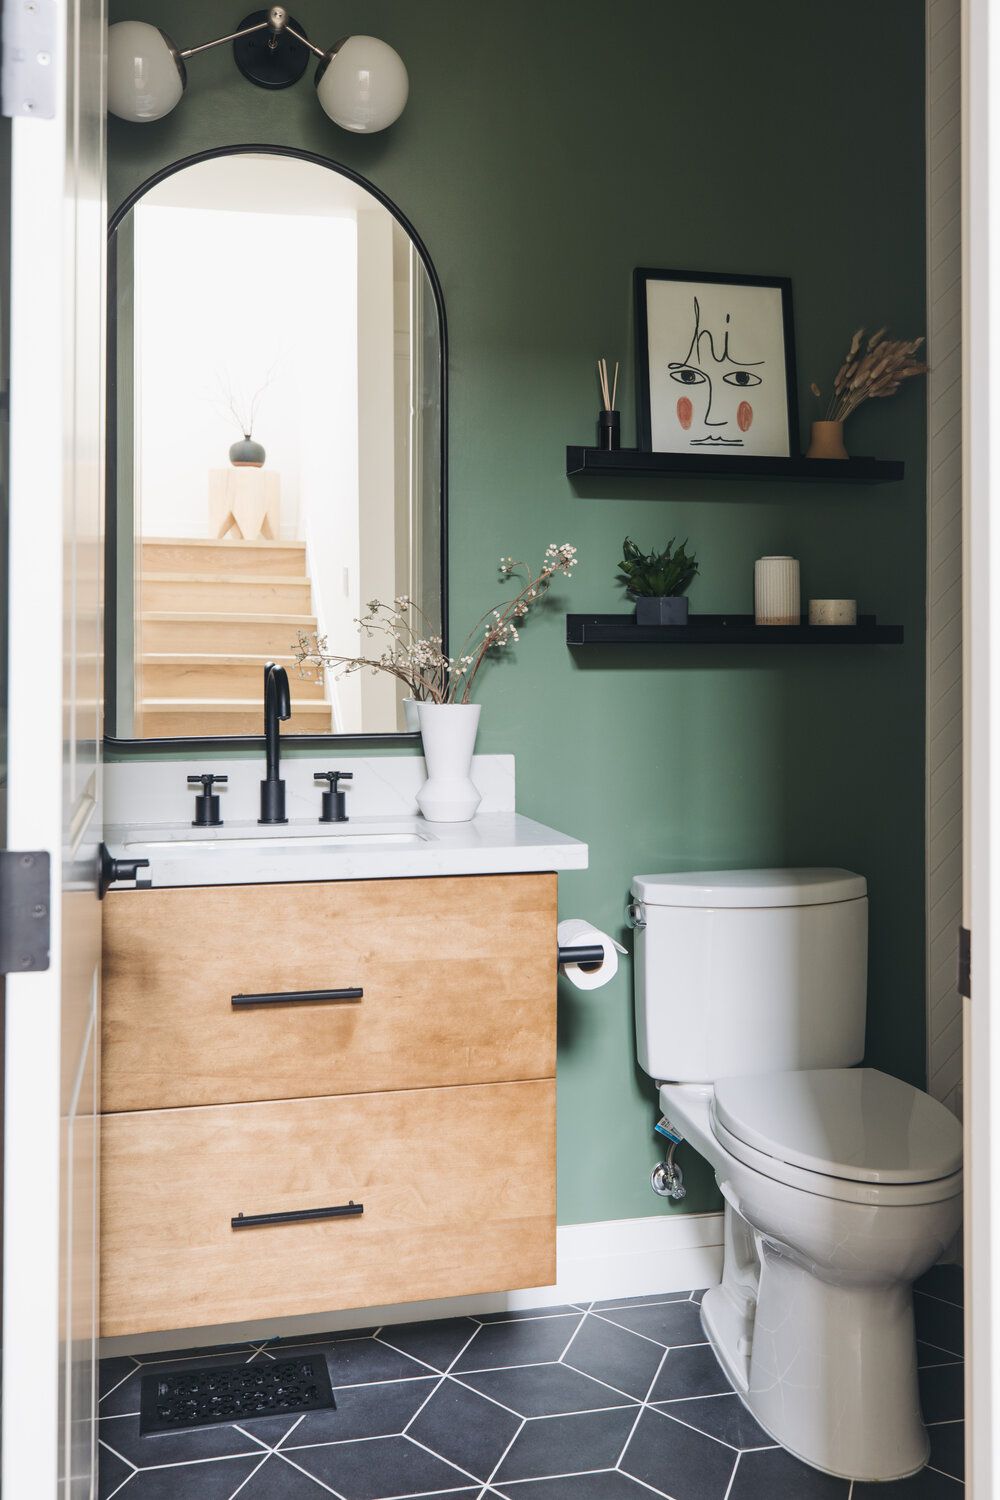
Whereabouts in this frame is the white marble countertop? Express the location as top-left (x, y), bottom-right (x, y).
top-left (103, 812), bottom-right (589, 889)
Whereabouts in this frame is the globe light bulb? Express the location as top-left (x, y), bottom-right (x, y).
top-left (315, 36), bottom-right (409, 134)
top-left (108, 21), bottom-right (186, 122)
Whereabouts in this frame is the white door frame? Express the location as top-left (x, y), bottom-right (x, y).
top-left (1, 0), bottom-right (107, 1493)
top-left (963, 0), bottom-right (999, 1492)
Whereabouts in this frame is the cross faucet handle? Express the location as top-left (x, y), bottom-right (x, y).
top-left (314, 771), bottom-right (353, 822)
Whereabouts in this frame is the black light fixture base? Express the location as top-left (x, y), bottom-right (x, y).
top-left (233, 11), bottom-right (310, 89)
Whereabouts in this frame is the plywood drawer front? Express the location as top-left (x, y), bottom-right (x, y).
top-left (102, 874), bottom-right (556, 1111)
top-left (100, 1080), bottom-right (556, 1337)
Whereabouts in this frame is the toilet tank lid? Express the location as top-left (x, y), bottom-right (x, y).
top-left (631, 867), bottom-right (867, 908)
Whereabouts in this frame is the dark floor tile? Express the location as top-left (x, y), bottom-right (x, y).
top-left (727, 1445), bottom-right (850, 1497)
top-left (690, 1288), bottom-right (706, 1306)
top-left (495, 1406), bottom-right (637, 1481)
top-left (456, 1363), bottom-right (636, 1418)
top-left (596, 1299), bottom-right (707, 1348)
top-left (647, 1343), bottom-right (731, 1403)
top-left (854, 1464), bottom-right (963, 1497)
top-left (408, 1373), bottom-right (521, 1479)
top-left (97, 1411), bottom-right (266, 1470)
top-left (290, 1433), bottom-right (473, 1498)
top-left (97, 1443), bottom-right (134, 1500)
top-left (477, 1305), bottom-right (579, 1323)
top-left (377, 1317), bottom-right (479, 1372)
top-left (915, 1265), bottom-right (964, 1307)
top-left (99, 1359), bottom-right (138, 1403)
top-left (915, 1293), bottom-right (964, 1358)
top-left (562, 1312), bottom-right (664, 1400)
top-left (918, 1341), bottom-right (963, 1369)
top-left (278, 1377), bottom-right (436, 1446)
top-left (113, 1456), bottom-right (261, 1499)
top-left (454, 1316), bottom-right (581, 1372)
top-left (591, 1291), bottom-right (697, 1310)
top-left (919, 1363), bottom-right (965, 1424)
top-left (929, 1420), bottom-right (965, 1481)
top-left (655, 1392), bottom-right (774, 1451)
top-left (493, 1474), bottom-right (663, 1499)
top-left (620, 1407), bottom-right (736, 1500)
top-left (227, 1453), bottom-right (328, 1497)
top-left (230, 1412), bottom-right (306, 1448)
top-left (319, 1335), bottom-right (430, 1387)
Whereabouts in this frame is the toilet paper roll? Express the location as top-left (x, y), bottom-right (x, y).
top-left (557, 918), bottom-right (627, 991)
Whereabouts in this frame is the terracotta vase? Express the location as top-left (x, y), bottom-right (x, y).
top-left (806, 420), bottom-right (849, 460)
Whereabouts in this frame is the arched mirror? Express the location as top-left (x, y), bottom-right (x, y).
top-left (106, 147), bottom-right (446, 743)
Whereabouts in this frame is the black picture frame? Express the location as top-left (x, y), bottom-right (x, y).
top-left (104, 143), bottom-right (449, 754)
top-left (633, 267), bottom-right (799, 457)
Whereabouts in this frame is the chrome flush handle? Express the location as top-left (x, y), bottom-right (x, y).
top-left (626, 899), bottom-right (646, 930)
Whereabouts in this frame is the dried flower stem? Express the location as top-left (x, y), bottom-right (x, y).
top-left (812, 327), bottom-right (927, 424)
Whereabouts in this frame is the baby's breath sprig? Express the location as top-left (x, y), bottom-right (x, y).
top-left (294, 542), bottom-right (578, 705)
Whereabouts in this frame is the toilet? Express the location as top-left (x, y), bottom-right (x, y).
top-left (630, 867), bottom-right (963, 1484)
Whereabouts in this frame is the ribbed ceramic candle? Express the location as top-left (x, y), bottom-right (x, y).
top-left (755, 556), bottom-right (801, 625)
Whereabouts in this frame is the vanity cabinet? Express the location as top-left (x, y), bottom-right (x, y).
top-left (100, 873), bottom-right (558, 1337)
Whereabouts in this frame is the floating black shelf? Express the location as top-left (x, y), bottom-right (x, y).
top-left (566, 613), bottom-right (904, 647)
top-left (566, 447), bottom-right (904, 484)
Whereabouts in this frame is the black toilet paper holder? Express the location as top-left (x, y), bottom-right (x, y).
top-left (557, 943), bottom-right (606, 971)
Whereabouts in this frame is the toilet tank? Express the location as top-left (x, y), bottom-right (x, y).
top-left (632, 868), bottom-right (868, 1082)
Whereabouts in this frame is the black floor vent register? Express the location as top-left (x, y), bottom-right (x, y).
top-left (139, 1353), bottom-right (335, 1435)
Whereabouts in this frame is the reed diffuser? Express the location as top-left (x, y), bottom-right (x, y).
top-left (597, 357), bottom-right (620, 450)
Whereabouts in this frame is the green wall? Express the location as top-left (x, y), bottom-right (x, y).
top-left (108, 0), bottom-right (928, 1225)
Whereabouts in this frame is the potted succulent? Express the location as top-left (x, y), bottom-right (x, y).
top-left (617, 536), bottom-right (698, 625)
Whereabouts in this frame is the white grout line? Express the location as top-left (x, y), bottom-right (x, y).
top-left (646, 1401), bottom-right (744, 1454)
top-left (917, 1336), bottom-right (965, 1360)
top-left (587, 1307), bottom-right (707, 1350)
top-left (331, 1375), bottom-right (438, 1393)
top-left (405, 1430), bottom-right (485, 1487)
top-left (96, 1437), bottom-right (137, 1471)
top-left (225, 1452), bottom-right (271, 1499)
top-left (555, 1314), bottom-right (587, 1364)
top-left (479, 1414), bottom-right (526, 1492)
top-left (403, 1322), bottom-right (489, 1434)
top-left (275, 1448), bottom-right (349, 1497)
top-left (473, 1311), bottom-right (580, 1326)
top-left (614, 1346), bottom-right (668, 1472)
top-left (721, 1452), bottom-right (743, 1500)
top-left (373, 1334), bottom-right (455, 1377)
top-left (443, 1375), bottom-right (527, 1421)
top-left (98, 1357), bottom-right (142, 1398)
top-left (915, 1288), bottom-right (964, 1310)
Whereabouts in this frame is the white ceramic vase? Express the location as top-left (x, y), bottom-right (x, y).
top-left (416, 703), bottom-right (482, 823)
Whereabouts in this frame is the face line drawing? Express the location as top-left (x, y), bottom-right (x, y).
top-left (667, 295), bottom-right (764, 447)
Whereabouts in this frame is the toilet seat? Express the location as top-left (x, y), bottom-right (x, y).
top-left (709, 1068), bottom-right (963, 1205)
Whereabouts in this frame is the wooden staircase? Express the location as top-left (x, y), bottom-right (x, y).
top-left (138, 539), bottom-right (333, 737)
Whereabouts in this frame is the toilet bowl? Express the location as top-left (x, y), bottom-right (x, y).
top-left (660, 1076), bottom-right (961, 1482)
top-left (630, 868), bottom-right (964, 1484)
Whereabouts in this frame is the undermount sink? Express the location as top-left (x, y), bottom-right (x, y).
top-left (125, 829), bottom-right (432, 852)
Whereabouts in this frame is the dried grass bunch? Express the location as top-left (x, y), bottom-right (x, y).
top-left (811, 327), bottom-right (927, 424)
top-left (295, 543), bottom-right (578, 707)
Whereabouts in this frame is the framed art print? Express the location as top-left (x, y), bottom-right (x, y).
top-left (634, 268), bottom-right (799, 457)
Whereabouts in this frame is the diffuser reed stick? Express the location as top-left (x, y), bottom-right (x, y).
top-left (597, 357), bottom-right (620, 411)
top-left (596, 356), bottom-right (621, 450)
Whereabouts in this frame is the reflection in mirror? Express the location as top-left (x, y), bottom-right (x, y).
top-left (108, 152), bottom-right (443, 740)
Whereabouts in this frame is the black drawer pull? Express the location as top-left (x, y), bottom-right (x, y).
top-left (232, 1201), bottom-right (364, 1230)
top-left (231, 987), bottom-right (364, 1009)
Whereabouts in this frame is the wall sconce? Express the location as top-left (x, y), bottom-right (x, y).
top-left (108, 5), bottom-right (409, 133)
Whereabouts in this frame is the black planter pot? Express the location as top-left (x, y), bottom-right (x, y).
top-left (633, 595), bottom-right (689, 626)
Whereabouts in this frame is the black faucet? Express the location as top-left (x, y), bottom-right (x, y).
top-left (259, 661), bottom-right (291, 824)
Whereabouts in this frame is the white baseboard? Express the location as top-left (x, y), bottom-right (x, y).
top-left (100, 1211), bottom-right (724, 1359)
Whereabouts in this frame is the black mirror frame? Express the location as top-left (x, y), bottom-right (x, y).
top-left (104, 143), bottom-right (448, 753)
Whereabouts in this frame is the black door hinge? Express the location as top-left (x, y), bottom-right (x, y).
top-left (959, 926), bottom-right (972, 999)
top-left (0, 850), bottom-right (51, 974)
